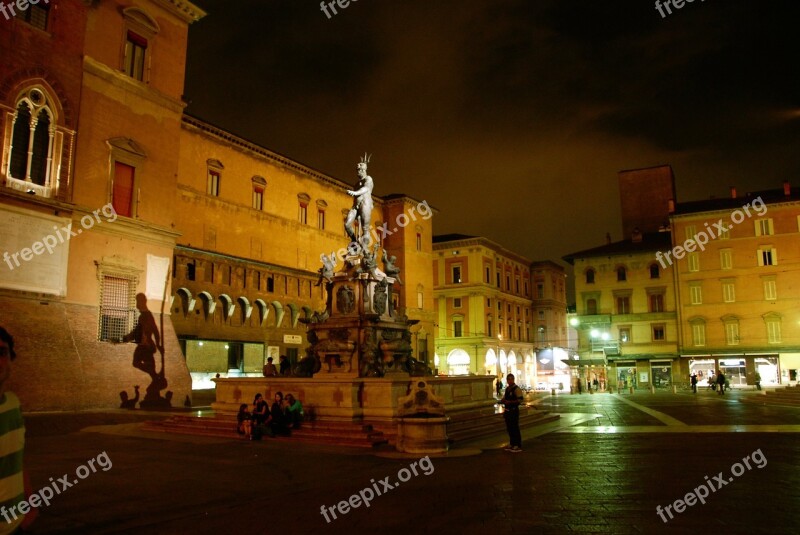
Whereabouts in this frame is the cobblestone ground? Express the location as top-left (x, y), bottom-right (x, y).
top-left (18, 393), bottom-right (800, 534)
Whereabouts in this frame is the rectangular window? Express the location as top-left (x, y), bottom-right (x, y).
top-left (536, 283), bottom-right (544, 298)
top-left (524, 282), bottom-right (529, 296)
top-left (487, 320), bottom-right (492, 337)
top-left (452, 265), bottom-right (462, 284)
top-left (486, 298), bottom-right (491, 308)
top-left (112, 162), bottom-right (135, 218)
top-left (722, 282), bottom-right (735, 303)
top-left (515, 279), bottom-right (520, 293)
top-left (252, 187), bottom-right (264, 210)
top-left (485, 267), bottom-right (490, 283)
top-left (690, 284), bottom-right (702, 305)
top-left (725, 323), bottom-right (739, 345)
top-left (616, 296), bottom-right (630, 314)
top-left (688, 252), bottom-right (700, 272)
top-left (506, 275), bottom-right (510, 290)
top-left (453, 297), bottom-right (462, 308)
top-left (649, 293), bottom-right (664, 313)
top-left (207, 170), bottom-right (220, 196)
top-left (767, 321), bottom-right (781, 344)
top-left (718, 224), bottom-right (730, 240)
top-left (720, 249), bottom-right (732, 270)
top-left (496, 272), bottom-right (501, 288)
top-left (417, 291), bottom-right (423, 309)
top-left (416, 233), bottom-right (422, 251)
top-left (298, 203), bottom-right (308, 224)
top-left (619, 327), bottom-right (631, 343)
top-left (758, 248), bottom-right (777, 266)
top-left (317, 209), bottom-right (325, 230)
top-left (538, 310), bottom-right (544, 320)
top-left (691, 323), bottom-right (706, 346)
top-left (99, 276), bottom-right (136, 342)
top-left (453, 320), bottom-right (462, 338)
top-left (755, 219), bottom-right (774, 236)
top-left (267, 276), bottom-right (274, 293)
top-left (22, 2), bottom-right (50, 30)
top-left (123, 31), bottom-right (147, 81)
top-left (685, 225), bottom-right (696, 241)
top-left (763, 279), bottom-right (777, 300)
top-left (652, 324), bottom-right (666, 341)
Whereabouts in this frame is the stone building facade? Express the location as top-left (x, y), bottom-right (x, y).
top-left (0, 0), bottom-right (434, 409)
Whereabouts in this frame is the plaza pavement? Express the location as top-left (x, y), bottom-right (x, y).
top-left (16, 389), bottom-right (800, 534)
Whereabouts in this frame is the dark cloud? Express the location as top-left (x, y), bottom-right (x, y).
top-left (186, 0), bottom-right (800, 300)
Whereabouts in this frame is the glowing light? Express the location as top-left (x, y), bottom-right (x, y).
top-left (569, 317), bottom-right (579, 327)
top-left (601, 332), bottom-right (610, 341)
top-left (590, 329), bottom-right (599, 338)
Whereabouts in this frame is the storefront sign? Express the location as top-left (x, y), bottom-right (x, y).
top-left (283, 334), bottom-right (302, 344)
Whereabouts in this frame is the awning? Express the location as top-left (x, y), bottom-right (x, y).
top-left (566, 358), bottom-right (607, 367)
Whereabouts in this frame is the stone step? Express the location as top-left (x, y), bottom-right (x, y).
top-left (447, 410), bottom-right (559, 443)
top-left (142, 417), bottom-right (388, 448)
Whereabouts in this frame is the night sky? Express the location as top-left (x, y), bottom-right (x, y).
top-left (184, 0), bottom-right (800, 297)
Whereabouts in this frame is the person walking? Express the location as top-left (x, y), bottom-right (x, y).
top-left (716, 370), bottom-right (726, 395)
top-left (691, 372), bottom-right (698, 393)
top-left (501, 373), bottom-right (524, 453)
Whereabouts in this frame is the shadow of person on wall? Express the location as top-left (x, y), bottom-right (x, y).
top-left (119, 385), bottom-right (140, 409)
top-left (120, 293), bottom-right (171, 409)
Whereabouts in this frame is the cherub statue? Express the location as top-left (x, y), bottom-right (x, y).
top-left (381, 249), bottom-right (403, 285)
top-left (316, 251), bottom-right (337, 286)
top-left (358, 243), bottom-right (380, 278)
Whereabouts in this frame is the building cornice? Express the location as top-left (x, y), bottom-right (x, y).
top-left (181, 116), bottom-right (365, 198)
top-left (151, 0), bottom-right (207, 23)
top-left (83, 57), bottom-right (186, 114)
top-left (433, 236), bottom-right (533, 267)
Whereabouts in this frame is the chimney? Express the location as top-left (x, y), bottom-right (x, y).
top-left (667, 198), bottom-right (675, 213)
top-left (784, 180), bottom-right (791, 196)
top-left (730, 186), bottom-right (737, 199)
top-left (605, 232), bottom-right (611, 245)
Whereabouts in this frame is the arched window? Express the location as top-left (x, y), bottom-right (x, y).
top-left (585, 268), bottom-right (595, 284)
top-left (7, 87), bottom-right (58, 196)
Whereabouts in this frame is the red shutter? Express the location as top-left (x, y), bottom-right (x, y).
top-left (113, 162), bottom-right (134, 217)
top-left (127, 30), bottom-right (148, 48)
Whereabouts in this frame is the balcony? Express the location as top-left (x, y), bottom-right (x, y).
top-left (591, 339), bottom-right (621, 356)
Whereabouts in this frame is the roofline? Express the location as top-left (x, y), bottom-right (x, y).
top-left (433, 235), bottom-right (533, 266)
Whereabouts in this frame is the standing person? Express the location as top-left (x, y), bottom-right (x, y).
top-left (716, 370), bottom-right (726, 395)
top-left (495, 378), bottom-right (503, 398)
top-left (501, 373), bottom-right (524, 453)
top-left (279, 355), bottom-right (291, 376)
top-left (0, 327), bottom-right (37, 532)
top-left (691, 372), bottom-right (698, 393)
top-left (262, 357), bottom-right (278, 377)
